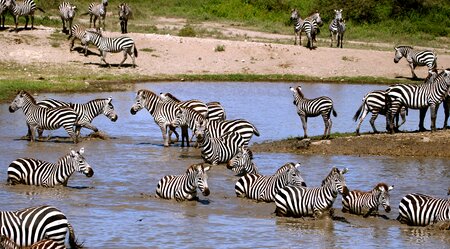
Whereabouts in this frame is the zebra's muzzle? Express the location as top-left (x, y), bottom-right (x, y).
top-left (384, 206), bottom-right (391, 213)
top-left (84, 168), bottom-right (94, 177)
top-left (130, 108), bottom-right (138, 115)
top-left (8, 106), bottom-right (17, 113)
top-left (394, 58), bottom-right (399, 63)
top-left (301, 182), bottom-right (307, 187)
top-left (110, 115), bottom-right (118, 122)
top-left (202, 188), bottom-right (210, 196)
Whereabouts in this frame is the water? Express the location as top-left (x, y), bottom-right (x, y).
top-left (0, 82), bottom-right (448, 248)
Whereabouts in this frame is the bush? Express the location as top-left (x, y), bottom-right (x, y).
top-left (178, 24), bottom-right (196, 37)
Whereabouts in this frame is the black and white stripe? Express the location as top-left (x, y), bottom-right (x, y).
top-left (235, 162), bottom-right (306, 202)
top-left (118, 2), bottom-right (131, 34)
top-left (290, 86), bottom-right (337, 139)
top-left (227, 147), bottom-right (259, 175)
top-left (397, 193), bottom-right (449, 226)
top-left (329, 9), bottom-right (346, 48)
top-left (5, 0), bottom-right (44, 32)
top-left (0, 0), bottom-right (7, 28)
top-left (394, 45), bottom-right (438, 79)
top-left (275, 167), bottom-right (349, 218)
top-left (0, 235), bottom-right (60, 249)
top-left (87, 0), bottom-right (108, 29)
top-left (206, 101), bottom-right (227, 121)
top-left (291, 9), bottom-right (322, 47)
top-left (156, 163), bottom-right (210, 201)
top-left (68, 24), bottom-right (100, 56)
top-left (0, 205), bottom-right (82, 248)
top-left (83, 30), bottom-right (138, 68)
top-left (9, 91), bottom-right (78, 143)
top-left (59, 2), bottom-right (76, 35)
top-left (342, 183), bottom-right (394, 217)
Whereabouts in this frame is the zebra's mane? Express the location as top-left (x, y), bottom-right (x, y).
top-left (275, 162), bottom-right (296, 175)
top-left (350, 182), bottom-right (389, 194)
top-left (295, 87), bottom-right (304, 98)
top-left (162, 93), bottom-right (181, 102)
top-left (185, 163), bottom-right (204, 174)
top-left (396, 45), bottom-right (413, 50)
top-left (138, 89), bottom-right (158, 99)
top-left (321, 167), bottom-right (339, 186)
top-left (19, 90), bottom-right (37, 104)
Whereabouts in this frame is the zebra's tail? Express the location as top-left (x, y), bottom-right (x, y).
top-left (332, 107), bottom-right (337, 117)
top-left (36, 7), bottom-right (45, 13)
top-left (353, 103), bottom-right (364, 122)
top-left (68, 223), bottom-right (84, 249)
top-left (134, 45), bottom-right (138, 58)
top-left (252, 124), bottom-right (260, 137)
top-left (80, 12), bottom-right (90, 16)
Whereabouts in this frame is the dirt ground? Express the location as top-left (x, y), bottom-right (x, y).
top-left (1, 22), bottom-right (450, 158)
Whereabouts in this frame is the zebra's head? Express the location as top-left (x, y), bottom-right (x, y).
top-left (172, 107), bottom-right (187, 128)
top-left (322, 167), bottom-right (349, 196)
top-left (290, 8), bottom-right (299, 23)
top-left (69, 148), bottom-right (94, 177)
top-left (118, 3), bottom-right (128, 20)
top-left (102, 0), bottom-right (108, 7)
top-left (393, 46), bottom-right (412, 63)
top-left (311, 11), bottom-right (323, 27)
top-left (227, 146), bottom-right (258, 175)
top-left (375, 183), bottom-right (394, 213)
top-left (190, 163), bottom-right (210, 196)
top-left (334, 9), bottom-right (343, 22)
top-left (290, 86), bottom-right (304, 104)
top-left (9, 90), bottom-right (34, 113)
top-left (278, 162), bottom-right (307, 187)
top-left (68, 5), bottom-right (77, 19)
top-left (194, 119), bottom-right (208, 142)
top-left (103, 97), bottom-right (118, 122)
top-left (130, 90), bottom-right (146, 115)
top-left (4, 0), bottom-right (15, 8)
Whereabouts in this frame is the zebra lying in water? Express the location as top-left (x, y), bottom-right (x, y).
top-left (227, 147), bottom-right (259, 176)
top-left (397, 192), bottom-right (449, 226)
top-left (7, 148), bottom-right (94, 187)
top-left (342, 183), bottom-right (394, 217)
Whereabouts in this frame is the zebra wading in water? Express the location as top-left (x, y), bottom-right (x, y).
top-left (5, 0), bottom-right (45, 32)
top-left (86, 0), bottom-right (108, 29)
top-left (386, 69), bottom-right (450, 132)
top-left (0, 205), bottom-right (82, 248)
top-left (227, 147), bottom-right (259, 176)
top-left (59, 2), bottom-right (76, 35)
top-left (397, 193), bottom-right (449, 226)
top-left (290, 86), bottom-right (337, 139)
top-left (235, 163), bottom-right (306, 202)
top-left (275, 167), bottom-right (349, 218)
top-left (342, 183), bottom-right (394, 217)
top-left (353, 90), bottom-right (407, 135)
top-left (82, 30), bottom-right (138, 68)
top-left (0, 235), bottom-right (60, 249)
top-left (8, 148), bottom-right (94, 187)
top-left (394, 45), bottom-right (437, 79)
top-left (329, 9), bottom-right (346, 48)
top-left (206, 101), bottom-right (227, 121)
top-left (156, 163), bottom-right (210, 201)
top-left (118, 2), bottom-right (131, 34)
top-left (9, 91), bottom-right (78, 143)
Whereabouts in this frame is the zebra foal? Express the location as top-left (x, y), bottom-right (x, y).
top-left (156, 163), bottom-right (210, 201)
top-left (59, 2), bottom-right (76, 35)
top-left (397, 193), bottom-right (449, 226)
top-left (8, 147), bottom-right (94, 187)
top-left (394, 45), bottom-right (437, 79)
top-left (342, 183), bottom-right (394, 217)
top-left (5, 0), bottom-right (44, 32)
top-left (290, 86), bottom-right (337, 139)
top-left (118, 2), bottom-right (131, 34)
top-left (0, 235), bottom-right (60, 249)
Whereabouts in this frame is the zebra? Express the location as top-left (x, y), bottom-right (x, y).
top-left (329, 9), bottom-right (346, 48)
top-left (397, 193), bottom-right (449, 226)
top-left (0, 235), bottom-right (60, 249)
top-left (87, 0), bottom-right (108, 29)
top-left (68, 24), bottom-right (100, 56)
top-left (9, 90), bottom-right (78, 143)
top-left (118, 2), bottom-right (131, 34)
top-left (206, 101), bottom-right (227, 121)
top-left (0, 0), bottom-right (7, 28)
top-left (386, 69), bottom-right (450, 132)
top-left (353, 90), bottom-right (407, 135)
top-left (275, 167), bottom-right (349, 218)
top-left (4, 0), bottom-right (44, 32)
top-left (290, 9), bottom-right (322, 47)
top-left (82, 30), bottom-right (138, 68)
top-left (235, 162), bottom-right (306, 202)
top-left (156, 163), bottom-right (210, 201)
top-left (342, 183), bottom-right (394, 217)
top-left (0, 205), bottom-right (82, 248)
top-left (290, 86), bottom-right (337, 139)
top-left (7, 147), bottom-right (94, 187)
top-left (194, 120), bottom-right (246, 165)
top-left (227, 146), bottom-right (259, 176)
top-left (394, 45), bottom-right (437, 79)
top-left (59, 2), bottom-right (76, 35)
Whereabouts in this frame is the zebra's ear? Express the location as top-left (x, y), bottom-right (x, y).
top-left (289, 87), bottom-right (295, 92)
top-left (70, 149), bottom-right (77, 157)
top-left (107, 97), bottom-right (112, 103)
top-left (79, 147), bottom-right (85, 155)
top-left (73, 5), bottom-right (77, 10)
top-left (295, 163), bottom-right (301, 169)
top-left (203, 164), bottom-right (211, 172)
top-left (388, 185), bottom-right (394, 191)
top-left (341, 168), bottom-right (349, 174)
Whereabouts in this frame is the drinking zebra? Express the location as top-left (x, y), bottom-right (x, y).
top-left (329, 9), bottom-right (346, 48)
top-left (0, 205), bottom-right (82, 248)
top-left (275, 167), bottom-right (349, 218)
top-left (290, 9), bottom-right (322, 47)
top-left (353, 90), bottom-right (407, 135)
top-left (87, 0), bottom-right (108, 29)
top-left (290, 86), bottom-right (337, 139)
top-left (235, 162), bottom-right (306, 202)
top-left (156, 163), bottom-right (210, 201)
top-left (194, 120), bottom-right (246, 165)
top-left (342, 183), bottom-right (394, 217)
top-left (386, 69), bottom-right (450, 132)
top-left (59, 2), bottom-right (76, 35)
top-left (82, 30), bottom-right (138, 68)
top-left (8, 148), bottom-right (94, 187)
top-left (227, 147), bottom-right (259, 176)
top-left (118, 2), bottom-right (131, 34)
top-left (9, 91), bottom-right (78, 143)
top-left (397, 193), bottom-right (449, 226)
top-left (4, 0), bottom-right (45, 32)
top-left (0, 235), bottom-right (60, 249)
top-left (206, 101), bottom-right (227, 121)
top-left (394, 45), bottom-right (437, 79)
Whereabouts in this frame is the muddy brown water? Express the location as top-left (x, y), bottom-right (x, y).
top-left (0, 82), bottom-right (448, 248)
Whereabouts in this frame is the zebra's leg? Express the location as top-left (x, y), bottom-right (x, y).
top-left (430, 104), bottom-right (437, 131)
top-left (160, 125), bottom-right (170, 147)
top-left (125, 20), bottom-right (128, 34)
top-left (330, 32), bottom-right (333, 47)
top-left (89, 15), bottom-right (93, 28)
top-left (300, 115), bottom-right (308, 138)
top-left (62, 124), bottom-right (78, 143)
top-left (419, 107), bottom-right (428, 131)
top-left (339, 33), bottom-right (344, 48)
top-left (409, 64), bottom-right (418, 79)
top-left (397, 107), bottom-right (407, 129)
top-left (356, 109), bottom-right (370, 136)
top-left (181, 125), bottom-right (190, 147)
top-left (444, 100), bottom-right (450, 129)
top-left (118, 50), bottom-right (128, 69)
top-left (78, 122), bottom-right (98, 136)
top-left (100, 51), bottom-right (110, 67)
top-left (29, 124), bottom-right (37, 142)
top-left (369, 113), bottom-right (379, 134)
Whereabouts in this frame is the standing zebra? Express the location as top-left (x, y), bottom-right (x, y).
top-left (386, 69), bottom-right (450, 132)
top-left (87, 0), bottom-right (108, 29)
top-left (227, 147), bottom-right (259, 176)
top-left (394, 45), bottom-right (437, 79)
top-left (59, 2), bottom-right (76, 35)
top-left (156, 163), bottom-right (210, 201)
top-left (353, 90), bottom-right (407, 135)
top-left (8, 148), bottom-right (94, 187)
top-left (206, 101), bottom-right (227, 121)
top-left (0, 0), bottom-right (7, 28)
top-left (118, 2), bottom-right (131, 34)
top-left (0, 205), bottom-right (82, 248)
top-left (342, 183), bottom-right (394, 217)
top-left (9, 91), bottom-right (78, 143)
top-left (329, 9), bottom-right (346, 48)
top-left (275, 167), bottom-right (349, 218)
top-left (68, 24), bottom-right (100, 56)
top-left (290, 86), bottom-right (337, 139)
top-left (397, 193), bottom-right (449, 226)
top-left (0, 235), bottom-right (60, 249)
top-left (235, 162), bottom-right (306, 202)
top-left (83, 30), bottom-right (138, 68)
top-left (290, 9), bottom-right (322, 47)
top-left (5, 0), bottom-right (45, 32)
